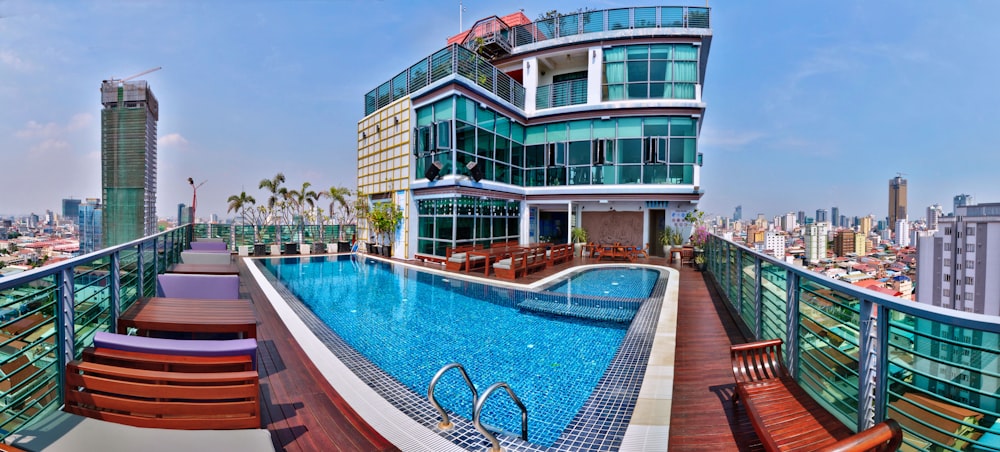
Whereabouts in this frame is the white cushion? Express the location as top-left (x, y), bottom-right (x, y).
top-left (496, 258), bottom-right (512, 266)
top-left (451, 252), bottom-right (467, 259)
top-left (493, 262), bottom-right (512, 270)
top-left (468, 255), bottom-right (486, 261)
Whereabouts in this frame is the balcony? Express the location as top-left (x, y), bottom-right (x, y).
top-left (535, 79), bottom-right (588, 110)
top-left (1, 226), bottom-right (994, 450)
top-left (510, 6), bottom-right (710, 49)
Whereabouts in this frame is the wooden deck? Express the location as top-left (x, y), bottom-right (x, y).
top-left (238, 252), bottom-right (787, 451)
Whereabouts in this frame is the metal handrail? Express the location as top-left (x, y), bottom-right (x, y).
top-left (427, 362), bottom-right (478, 430)
top-left (473, 382), bottom-right (528, 452)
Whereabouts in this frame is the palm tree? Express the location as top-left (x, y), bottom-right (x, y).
top-left (324, 186), bottom-right (352, 240)
top-left (258, 173), bottom-right (286, 245)
top-left (226, 191), bottom-right (256, 245)
top-left (287, 181), bottom-right (317, 243)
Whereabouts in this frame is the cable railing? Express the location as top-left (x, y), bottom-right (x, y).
top-left (0, 225), bottom-right (191, 439)
top-left (192, 223), bottom-right (357, 251)
top-left (704, 234), bottom-right (1000, 451)
top-left (511, 6), bottom-right (710, 48)
top-left (536, 79), bottom-right (588, 110)
top-left (365, 44), bottom-right (526, 116)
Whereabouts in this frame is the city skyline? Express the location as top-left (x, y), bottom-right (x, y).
top-left (3, 1), bottom-right (1000, 220)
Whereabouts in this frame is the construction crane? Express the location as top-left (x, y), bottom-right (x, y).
top-left (105, 66), bottom-right (162, 86)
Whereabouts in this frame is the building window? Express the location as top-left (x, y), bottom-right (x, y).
top-left (944, 274), bottom-right (951, 282)
top-left (943, 289), bottom-right (951, 297)
top-left (944, 258), bottom-right (951, 267)
top-left (603, 44), bottom-right (699, 101)
top-left (967, 226), bottom-right (975, 236)
top-left (966, 260), bottom-right (975, 269)
top-left (966, 244), bottom-right (975, 253)
top-left (944, 243), bottom-right (951, 251)
top-left (965, 276), bottom-right (974, 285)
top-left (945, 227), bottom-right (952, 235)
top-left (965, 291), bottom-right (974, 301)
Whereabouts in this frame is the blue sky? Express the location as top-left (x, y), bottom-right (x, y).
top-left (2, 0), bottom-right (998, 223)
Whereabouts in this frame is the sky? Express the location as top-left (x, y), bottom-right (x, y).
top-left (2, 0), bottom-right (999, 223)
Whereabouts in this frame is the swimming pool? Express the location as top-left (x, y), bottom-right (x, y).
top-left (258, 256), bottom-right (668, 450)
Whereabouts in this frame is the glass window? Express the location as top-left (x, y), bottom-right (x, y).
top-left (567, 141), bottom-right (590, 165)
top-left (435, 120), bottom-right (451, 150)
top-left (618, 165), bottom-right (641, 184)
top-left (617, 139), bottom-right (642, 163)
top-left (511, 142), bottom-right (523, 167)
top-left (456, 96), bottom-right (476, 123)
top-left (455, 121), bottom-right (476, 153)
top-left (617, 118), bottom-right (643, 137)
top-left (674, 44), bottom-right (698, 60)
top-left (593, 120), bottom-right (615, 139)
top-left (525, 145), bottom-right (545, 167)
top-left (495, 136), bottom-right (510, 163)
top-left (525, 125), bottom-right (546, 145)
top-left (671, 117), bottom-right (696, 136)
top-left (477, 129), bottom-right (494, 158)
top-left (644, 117), bottom-right (669, 137)
top-left (627, 45), bottom-right (648, 60)
top-left (650, 44), bottom-right (672, 60)
top-left (416, 106), bottom-right (433, 127)
top-left (494, 116), bottom-right (510, 138)
top-left (510, 123), bottom-right (524, 143)
top-left (477, 106), bottom-right (494, 130)
top-left (433, 98), bottom-right (453, 122)
top-left (627, 61), bottom-right (648, 83)
top-left (546, 123), bottom-right (567, 142)
top-left (568, 120), bottom-right (591, 141)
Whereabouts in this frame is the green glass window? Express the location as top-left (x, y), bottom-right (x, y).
top-left (477, 129), bottom-right (494, 158)
top-left (671, 117), bottom-right (696, 136)
top-left (546, 123), bottom-right (567, 142)
top-left (617, 118), bottom-right (643, 138)
top-left (617, 139), bottom-right (642, 163)
top-left (592, 120), bottom-right (615, 139)
top-left (456, 122), bottom-right (476, 153)
top-left (477, 106), bottom-right (494, 130)
top-left (456, 96), bottom-right (476, 123)
top-left (602, 44), bottom-right (699, 100)
top-left (433, 98), bottom-right (453, 122)
top-left (510, 123), bottom-right (524, 143)
top-left (568, 141), bottom-right (590, 165)
top-left (416, 106), bottom-right (433, 127)
top-left (568, 120), bottom-right (591, 141)
top-left (644, 118), bottom-right (669, 137)
top-left (525, 125), bottom-right (546, 145)
top-left (494, 116), bottom-right (510, 138)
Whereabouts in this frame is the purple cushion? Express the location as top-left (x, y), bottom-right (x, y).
top-left (94, 331), bottom-right (257, 369)
top-left (156, 274), bottom-right (240, 300)
top-left (190, 242), bottom-right (228, 251)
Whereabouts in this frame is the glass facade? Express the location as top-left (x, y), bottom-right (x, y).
top-left (416, 197), bottom-right (521, 255)
top-left (603, 44), bottom-right (699, 101)
top-left (413, 95), bottom-right (698, 189)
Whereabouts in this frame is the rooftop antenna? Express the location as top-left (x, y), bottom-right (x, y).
top-left (459, 0), bottom-right (466, 32)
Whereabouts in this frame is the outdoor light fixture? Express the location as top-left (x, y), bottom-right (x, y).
top-left (425, 161), bottom-right (443, 181)
top-left (466, 161), bottom-right (484, 182)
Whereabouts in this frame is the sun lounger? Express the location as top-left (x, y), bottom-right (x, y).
top-left (180, 250), bottom-right (231, 265)
top-left (93, 331), bottom-right (257, 369)
top-left (156, 274), bottom-right (240, 300)
top-left (6, 410), bottom-right (274, 452)
top-left (190, 241), bottom-right (228, 251)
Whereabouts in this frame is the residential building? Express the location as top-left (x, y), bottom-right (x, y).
top-left (954, 193), bottom-right (974, 215)
top-left (764, 230), bottom-right (785, 258)
top-left (927, 203), bottom-right (942, 231)
top-left (781, 212), bottom-right (797, 232)
top-left (896, 218), bottom-right (910, 247)
top-left (917, 202), bottom-right (1000, 315)
top-left (62, 199), bottom-right (81, 224)
top-left (833, 229), bottom-right (861, 257)
top-left (815, 208), bottom-right (827, 223)
top-left (78, 198), bottom-right (102, 254)
top-left (357, 7), bottom-right (711, 258)
top-left (100, 78), bottom-right (159, 247)
top-left (889, 175), bottom-right (907, 232)
top-left (859, 215), bottom-right (873, 235)
top-left (733, 205), bottom-right (741, 221)
top-left (831, 206), bottom-right (839, 228)
top-left (796, 210), bottom-right (805, 226)
top-left (803, 224), bottom-right (826, 263)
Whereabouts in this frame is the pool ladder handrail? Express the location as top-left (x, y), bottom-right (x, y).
top-left (428, 362), bottom-right (478, 430)
top-left (474, 381), bottom-right (528, 452)
top-left (428, 363), bottom-right (528, 452)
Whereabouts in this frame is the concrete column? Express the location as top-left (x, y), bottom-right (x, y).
top-left (523, 57), bottom-right (538, 115)
top-left (587, 46), bottom-right (603, 105)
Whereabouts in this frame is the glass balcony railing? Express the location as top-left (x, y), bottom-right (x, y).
top-left (192, 223), bottom-right (357, 250)
top-left (511, 6), bottom-right (710, 48)
top-left (705, 234), bottom-right (1000, 451)
top-left (536, 79), bottom-right (588, 110)
top-left (364, 44), bottom-right (526, 116)
top-left (0, 226), bottom-right (190, 439)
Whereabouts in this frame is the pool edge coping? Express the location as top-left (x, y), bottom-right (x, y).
top-left (246, 255), bottom-right (679, 451)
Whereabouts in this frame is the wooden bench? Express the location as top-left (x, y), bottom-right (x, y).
top-left (547, 244), bottom-right (573, 267)
top-left (492, 250), bottom-right (528, 281)
top-left (444, 244), bottom-right (485, 272)
top-left (525, 246), bottom-right (548, 274)
top-left (65, 348), bottom-right (261, 430)
top-left (731, 339), bottom-right (902, 451)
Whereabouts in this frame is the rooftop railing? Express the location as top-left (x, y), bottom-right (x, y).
top-left (535, 79), bottom-right (588, 110)
top-left (364, 44), bottom-right (526, 116)
top-left (704, 234), bottom-right (1000, 450)
top-left (0, 226), bottom-right (191, 439)
top-left (510, 6), bottom-right (710, 48)
top-left (192, 223), bottom-right (356, 250)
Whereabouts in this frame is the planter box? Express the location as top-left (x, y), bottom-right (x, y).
top-left (312, 243), bottom-right (326, 254)
top-left (270, 245), bottom-right (282, 256)
top-left (253, 244), bottom-right (267, 256)
top-left (300, 244), bottom-right (311, 255)
top-left (237, 245), bottom-right (251, 257)
top-left (283, 243), bottom-right (299, 255)
top-left (337, 241), bottom-right (351, 253)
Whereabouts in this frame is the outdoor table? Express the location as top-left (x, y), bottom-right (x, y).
top-left (466, 247), bottom-right (518, 276)
top-left (118, 297), bottom-right (257, 339)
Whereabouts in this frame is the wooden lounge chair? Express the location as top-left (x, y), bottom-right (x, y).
top-left (93, 331), bottom-right (257, 369)
top-left (492, 250), bottom-right (528, 280)
top-left (180, 250), bottom-right (231, 265)
top-left (443, 244), bottom-right (484, 272)
top-left (156, 274), bottom-right (240, 300)
top-left (731, 339), bottom-right (902, 451)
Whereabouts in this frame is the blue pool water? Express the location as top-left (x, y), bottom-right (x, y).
top-left (263, 256), bottom-right (657, 447)
top-left (545, 267), bottom-right (659, 299)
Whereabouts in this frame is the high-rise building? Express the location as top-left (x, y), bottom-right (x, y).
top-left (859, 215), bottom-right (873, 235)
top-left (803, 224), bottom-right (826, 263)
top-left (896, 218), bottom-right (910, 247)
top-left (733, 205), bottom-right (742, 221)
top-left (78, 198), bottom-right (102, 254)
top-left (926, 204), bottom-right (942, 231)
top-left (917, 202), bottom-right (1000, 315)
top-left (831, 206), bottom-right (839, 228)
top-left (764, 231), bottom-right (785, 259)
top-left (815, 208), bottom-right (827, 223)
top-left (357, 8), bottom-right (711, 258)
top-left (888, 175), bottom-right (907, 232)
top-left (796, 210), bottom-right (805, 226)
top-left (62, 198), bottom-right (81, 223)
top-left (953, 193), bottom-right (974, 215)
top-left (834, 229), bottom-right (857, 257)
top-left (101, 78), bottom-right (159, 247)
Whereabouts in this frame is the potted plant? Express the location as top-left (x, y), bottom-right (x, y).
top-left (226, 190), bottom-right (256, 257)
top-left (571, 227), bottom-right (588, 257)
top-left (694, 253), bottom-right (707, 271)
top-left (367, 201), bottom-right (404, 258)
top-left (659, 226), bottom-right (683, 261)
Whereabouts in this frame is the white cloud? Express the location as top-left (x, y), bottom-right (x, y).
top-left (66, 113), bottom-right (92, 131)
top-left (15, 120), bottom-right (60, 139)
top-left (700, 128), bottom-right (765, 150)
top-left (29, 139), bottom-right (69, 155)
top-left (159, 133), bottom-right (189, 148)
top-left (0, 49), bottom-right (34, 72)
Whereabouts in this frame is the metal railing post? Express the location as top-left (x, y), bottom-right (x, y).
top-left (110, 251), bottom-right (121, 332)
top-left (857, 297), bottom-right (878, 432)
top-left (873, 303), bottom-right (890, 425)
top-left (754, 256), bottom-right (763, 340)
top-left (785, 270), bottom-right (800, 378)
top-left (56, 266), bottom-right (75, 404)
top-left (736, 248), bottom-right (744, 313)
top-left (136, 243), bottom-right (145, 298)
